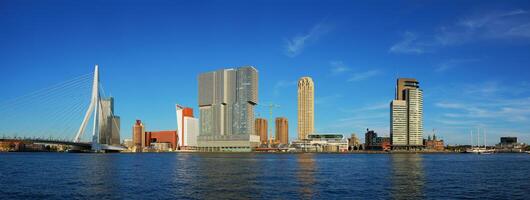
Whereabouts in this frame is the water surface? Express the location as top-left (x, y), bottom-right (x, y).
top-left (1, 153), bottom-right (528, 199)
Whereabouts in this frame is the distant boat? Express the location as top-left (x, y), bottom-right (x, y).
top-left (467, 148), bottom-right (494, 154)
top-left (466, 128), bottom-right (494, 154)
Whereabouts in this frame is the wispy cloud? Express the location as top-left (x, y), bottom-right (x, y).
top-left (346, 102), bottom-right (389, 113)
top-left (390, 9), bottom-right (530, 54)
top-left (434, 81), bottom-right (530, 124)
top-left (435, 102), bottom-right (466, 109)
top-left (273, 80), bottom-right (297, 96)
top-left (436, 100), bottom-right (530, 122)
top-left (436, 9), bottom-right (530, 45)
top-left (315, 94), bottom-right (342, 105)
top-left (329, 61), bottom-right (350, 75)
top-left (462, 81), bottom-right (502, 97)
top-left (435, 58), bottom-right (480, 72)
top-left (347, 70), bottom-right (381, 82)
top-left (330, 113), bottom-right (390, 136)
top-left (389, 32), bottom-right (429, 54)
top-left (284, 21), bottom-right (331, 57)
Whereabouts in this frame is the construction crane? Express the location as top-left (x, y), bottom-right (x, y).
top-left (258, 102), bottom-right (280, 138)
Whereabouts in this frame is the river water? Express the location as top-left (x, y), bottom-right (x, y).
top-left (0, 153), bottom-right (528, 199)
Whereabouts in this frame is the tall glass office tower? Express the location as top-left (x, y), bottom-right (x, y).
top-left (197, 66), bottom-right (259, 152)
top-left (391, 78), bottom-right (423, 150)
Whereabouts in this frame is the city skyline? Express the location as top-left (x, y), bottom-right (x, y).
top-left (1, 1), bottom-right (530, 145)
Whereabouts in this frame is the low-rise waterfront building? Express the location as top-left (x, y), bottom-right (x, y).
top-left (291, 133), bottom-right (348, 152)
top-left (122, 138), bottom-right (133, 150)
top-left (365, 129), bottom-right (390, 151)
top-left (150, 142), bottom-right (172, 152)
top-left (365, 129), bottom-right (378, 149)
top-left (495, 137), bottom-right (527, 153)
top-left (424, 134), bottom-right (444, 151)
top-left (144, 130), bottom-right (178, 151)
top-left (348, 133), bottom-right (362, 150)
top-left (376, 137), bottom-right (391, 151)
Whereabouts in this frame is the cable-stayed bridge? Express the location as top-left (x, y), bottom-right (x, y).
top-left (0, 65), bottom-right (125, 152)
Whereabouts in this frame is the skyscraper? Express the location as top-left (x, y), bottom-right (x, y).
top-left (275, 117), bottom-right (289, 145)
top-left (391, 100), bottom-right (407, 146)
top-left (176, 105), bottom-right (197, 149)
top-left (396, 78), bottom-right (419, 100)
top-left (99, 97), bottom-right (120, 145)
top-left (132, 120), bottom-right (144, 152)
top-left (197, 66), bottom-right (259, 151)
top-left (390, 78), bottom-right (424, 150)
top-left (183, 116), bottom-right (199, 148)
top-left (110, 116), bottom-right (120, 146)
top-left (406, 88), bottom-right (423, 146)
top-left (255, 118), bottom-right (268, 145)
top-left (298, 77), bottom-right (314, 140)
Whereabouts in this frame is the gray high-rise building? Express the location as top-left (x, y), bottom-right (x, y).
top-left (390, 78), bottom-right (423, 150)
top-left (99, 97), bottom-right (121, 146)
top-left (197, 66), bottom-right (259, 151)
top-left (110, 116), bottom-right (120, 145)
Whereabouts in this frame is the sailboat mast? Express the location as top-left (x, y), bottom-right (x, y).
top-left (470, 130), bottom-right (473, 148)
top-left (484, 129), bottom-right (487, 149)
top-left (477, 127), bottom-right (480, 147)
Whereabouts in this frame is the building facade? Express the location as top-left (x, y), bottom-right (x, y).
top-left (496, 137), bottom-right (526, 152)
top-left (391, 78), bottom-right (424, 150)
top-left (424, 134), bottom-right (444, 151)
top-left (255, 118), bottom-right (268, 145)
top-left (391, 100), bottom-right (408, 146)
top-left (275, 117), bottom-right (289, 145)
top-left (396, 78), bottom-right (419, 100)
top-left (99, 97), bottom-right (120, 146)
top-left (365, 129), bottom-right (390, 151)
top-left (298, 77), bottom-right (314, 140)
top-left (406, 88), bottom-right (423, 146)
top-left (197, 66), bottom-right (259, 151)
top-left (500, 137), bottom-right (517, 144)
top-left (110, 116), bottom-right (120, 146)
top-left (292, 133), bottom-right (348, 152)
top-left (183, 116), bottom-right (199, 149)
top-left (348, 133), bottom-right (362, 150)
top-left (144, 130), bottom-right (178, 151)
top-left (176, 105), bottom-right (198, 149)
top-left (376, 137), bottom-right (391, 151)
top-left (132, 120), bottom-right (144, 152)
top-left (365, 129), bottom-right (378, 148)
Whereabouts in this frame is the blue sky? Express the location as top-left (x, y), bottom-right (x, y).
top-left (1, 0), bottom-right (530, 145)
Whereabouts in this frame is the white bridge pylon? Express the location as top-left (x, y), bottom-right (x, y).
top-left (73, 65), bottom-right (100, 151)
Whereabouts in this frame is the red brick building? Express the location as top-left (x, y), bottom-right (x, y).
top-left (424, 134), bottom-right (444, 151)
top-left (144, 130), bottom-right (178, 150)
top-left (380, 138), bottom-right (391, 151)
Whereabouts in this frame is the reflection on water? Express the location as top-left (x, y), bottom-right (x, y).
top-left (190, 153), bottom-right (260, 199)
top-left (295, 153), bottom-right (316, 199)
top-left (2, 153), bottom-right (529, 199)
top-left (77, 154), bottom-right (124, 199)
top-left (390, 154), bottom-right (425, 200)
